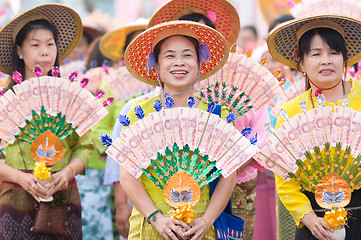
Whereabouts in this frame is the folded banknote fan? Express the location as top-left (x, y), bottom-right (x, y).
top-left (256, 94), bottom-right (361, 229)
top-left (101, 65), bottom-right (154, 102)
top-left (194, 46), bottom-right (285, 119)
top-left (0, 66), bottom-right (113, 165)
top-left (101, 97), bottom-right (259, 224)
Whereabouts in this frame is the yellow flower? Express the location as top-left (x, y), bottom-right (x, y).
top-left (171, 204), bottom-right (196, 225)
top-left (324, 208), bottom-right (347, 228)
top-left (33, 162), bottom-right (51, 180)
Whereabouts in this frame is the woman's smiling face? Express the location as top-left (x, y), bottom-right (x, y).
top-left (157, 35), bottom-right (199, 93)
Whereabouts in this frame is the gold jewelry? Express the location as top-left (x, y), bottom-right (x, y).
top-left (200, 216), bottom-right (209, 230)
top-left (66, 165), bottom-right (75, 179)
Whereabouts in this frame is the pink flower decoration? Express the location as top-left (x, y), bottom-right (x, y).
top-left (69, 71), bottom-right (78, 82)
top-left (206, 10), bottom-right (216, 23)
top-left (102, 64), bottom-right (109, 75)
top-left (33, 65), bottom-right (43, 77)
top-left (0, 88), bottom-right (4, 96)
top-left (287, 0), bottom-right (296, 7)
top-left (80, 77), bottom-right (89, 88)
top-left (12, 71), bottom-right (22, 84)
top-left (96, 89), bottom-right (106, 99)
top-left (52, 66), bottom-right (60, 77)
top-left (102, 97), bottom-right (114, 107)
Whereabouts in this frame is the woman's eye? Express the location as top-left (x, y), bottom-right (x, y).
top-left (32, 44), bottom-right (39, 47)
top-left (166, 55), bottom-right (174, 58)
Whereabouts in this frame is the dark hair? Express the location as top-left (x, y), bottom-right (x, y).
top-left (296, 28), bottom-right (348, 90)
top-left (241, 25), bottom-right (258, 39)
top-left (122, 30), bottom-right (143, 56)
top-left (85, 37), bottom-right (112, 70)
top-left (82, 30), bottom-right (93, 45)
top-left (268, 14), bottom-right (294, 33)
top-left (153, 35), bottom-right (200, 64)
top-left (179, 13), bottom-right (216, 29)
top-left (10, 19), bottom-right (59, 89)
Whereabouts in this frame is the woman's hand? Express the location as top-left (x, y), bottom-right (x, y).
top-left (150, 213), bottom-right (190, 240)
top-left (46, 166), bottom-right (73, 196)
top-left (115, 203), bottom-right (132, 237)
top-left (301, 211), bottom-right (335, 240)
top-left (183, 217), bottom-right (209, 240)
top-left (17, 171), bottom-right (48, 202)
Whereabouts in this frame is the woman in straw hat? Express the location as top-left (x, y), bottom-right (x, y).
top-left (0, 4), bottom-right (92, 240)
top-left (268, 15), bottom-right (361, 240)
top-left (120, 20), bottom-right (233, 240)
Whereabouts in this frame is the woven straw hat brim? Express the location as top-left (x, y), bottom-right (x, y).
top-left (0, 4), bottom-right (82, 74)
top-left (100, 24), bottom-right (147, 61)
top-left (267, 14), bottom-right (361, 69)
top-left (148, 0), bottom-right (240, 46)
top-left (124, 20), bottom-right (229, 86)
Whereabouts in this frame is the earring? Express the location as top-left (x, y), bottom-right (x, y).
top-left (19, 55), bottom-right (23, 59)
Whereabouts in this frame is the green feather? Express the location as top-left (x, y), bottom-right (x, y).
top-left (142, 167), bottom-right (165, 190)
top-left (199, 168), bottom-right (222, 188)
top-left (180, 145), bottom-right (190, 171)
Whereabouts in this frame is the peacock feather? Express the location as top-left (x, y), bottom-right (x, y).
top-left (199, 81), bottom-right (253, 119)
top-left (142, 142), bottom-right (220, 190)
top-left (15, 106), bottom-right (76, 144)
top-left (288, 142), bottom-right (361, 192)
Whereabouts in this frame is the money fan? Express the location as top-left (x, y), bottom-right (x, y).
top-left (194, 46), bottom-right (285, 119)
top-left (101, 97), bottom-right (259, 225)
top-left (268, 76), bottom-right (305, 123)
top-left (289, 0), bottom-right (361, 20)
top-left (256, 94), bottom-right (361, 234)
top-left (0, 66), bottom-right (113, 165)
top-left (102, 65), bottom-right (154, 102)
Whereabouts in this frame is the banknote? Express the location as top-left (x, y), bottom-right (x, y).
top-left (132, 119), bottom-right (157, 160)
top-left (76, 107), bottom-right (108, 136)
top-left (196, 111), bottom-right (218, 155)
top-left (147, 112), bottom-right (167, 154)
top-left (266, 130), bottom-right (298, 167)
top-left (332, 106), bottom-right (352, 146)
top-left (106, 138), bottom-right (143, 178)
top-left (0, 90), bottom-right (25, 127)
top-left (256, 146), bottom-right (292, 181)
top-left (208, 123), bottom-right (235, 161)
top-left (120, 127), bottom-right (150, 167)
top-left (221, 142), bottom-right (259, 178)
top-left (12, 80), bottom-right (32, 119)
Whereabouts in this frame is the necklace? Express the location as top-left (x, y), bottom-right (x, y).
top-left (308, 75), bottom-right (343, 97)
top-left (310, 80), bottom-right (345, 108)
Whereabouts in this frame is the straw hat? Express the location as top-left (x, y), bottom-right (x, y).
top-left (124, 20), bottom-right (229, 86)
top-left (100, 19), bottom-right (148, 61)
top-left (0, 4), bottom-right (82, 74)
top-left (148, 0), bottom-right (240, 46)
top-left (267, 14), bottom-right (361, 69)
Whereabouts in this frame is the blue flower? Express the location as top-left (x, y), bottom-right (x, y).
top-left (154, 100), bottom-right (162, 112)
top-left (100, 134), bottom-right (112, 147)
top-left (165, 96), bottom-right (174, 108)
top-left (187, 97), bottom-right (196, 108)
top-left (250, 134), bottom-right (258, 145)
top-left (241, 126), bottom-right (252, 137)
top-left (207, 102), bottom-right (216, 113)
top-left (226, 112), bottom-right (236, 123)
top-left (135, 105), bottom-right (145, 119)
top-left (118, 114), bottom-right (130, 127)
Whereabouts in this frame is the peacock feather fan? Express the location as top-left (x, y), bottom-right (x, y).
top-left (194, 46), bottom-right (285, 119)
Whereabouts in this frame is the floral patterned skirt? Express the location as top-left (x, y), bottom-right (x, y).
top-left (0, 179), bottom-right (82, 240)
